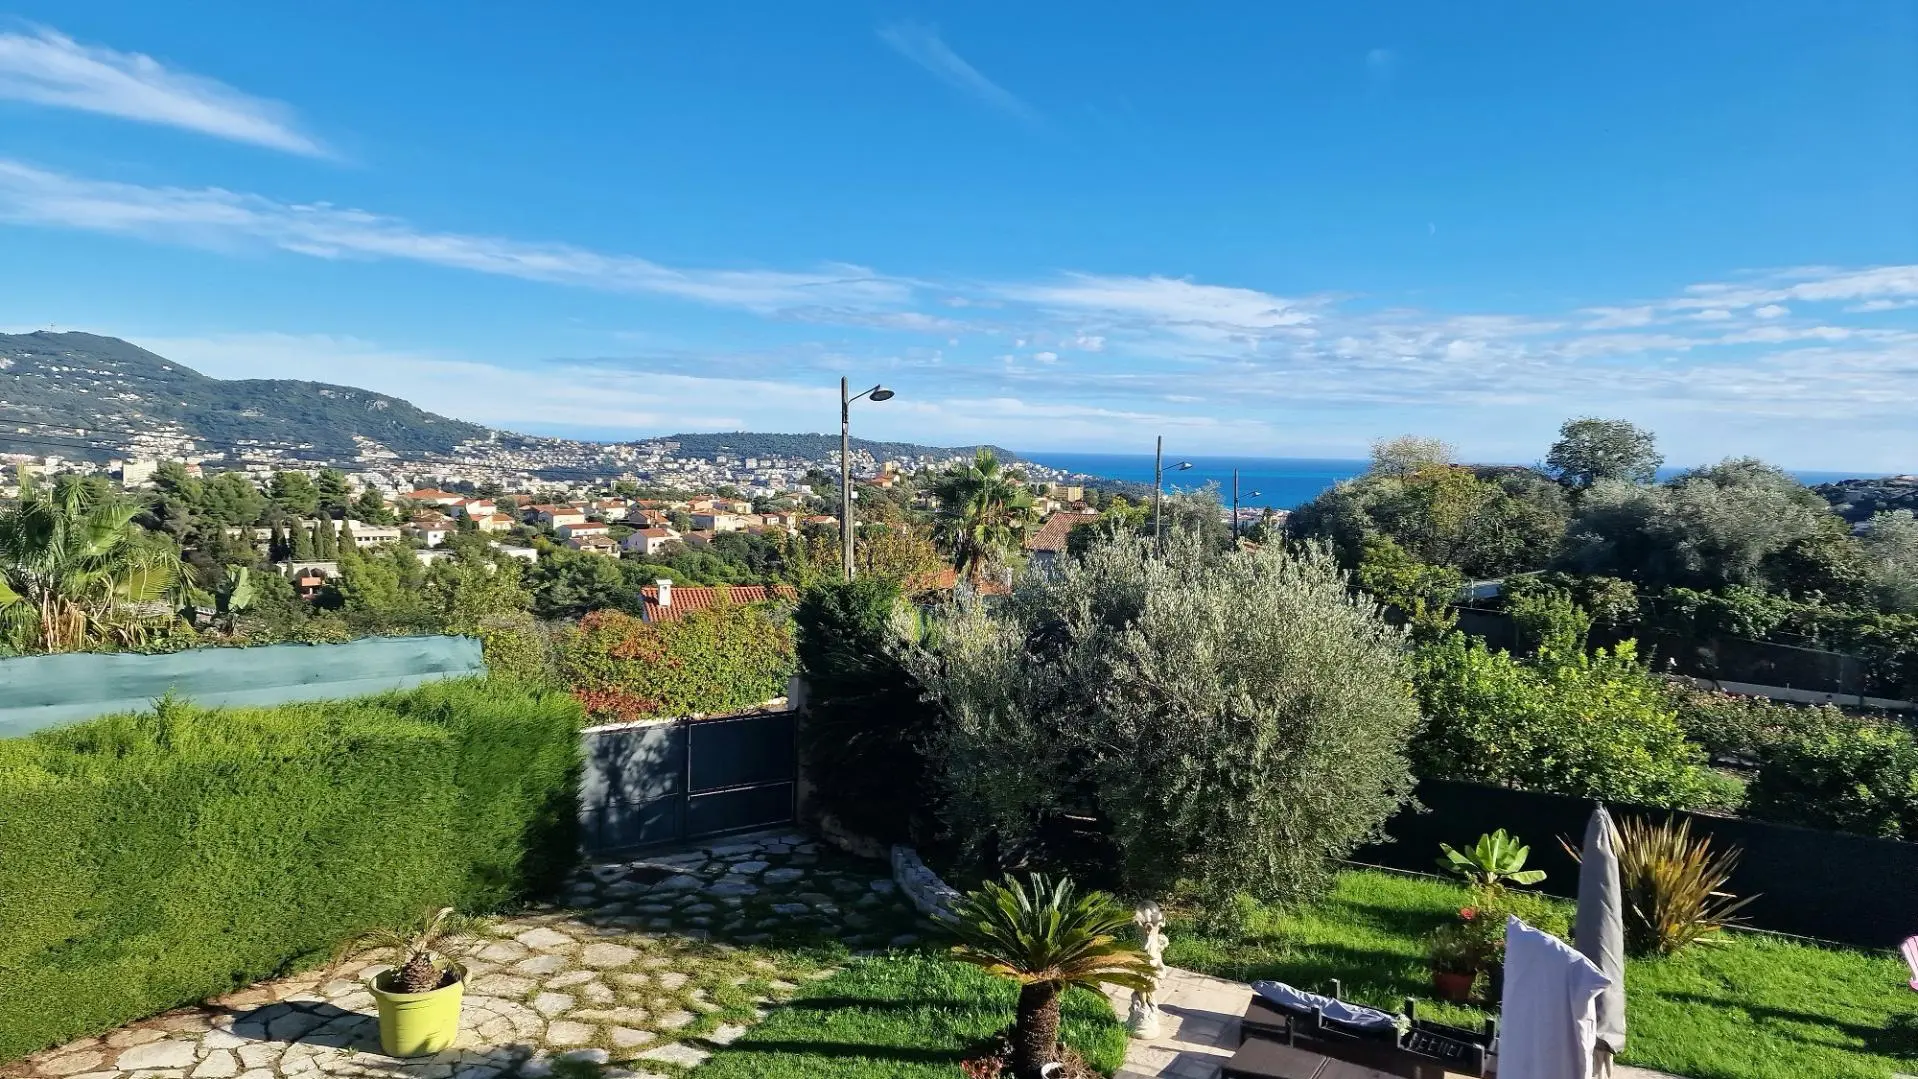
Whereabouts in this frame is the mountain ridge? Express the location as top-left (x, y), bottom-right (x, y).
top-left (0, 331), bottom-right (1022, 468)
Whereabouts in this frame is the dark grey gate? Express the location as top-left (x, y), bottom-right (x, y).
top-left (579, 710), bottom-right (796, 853)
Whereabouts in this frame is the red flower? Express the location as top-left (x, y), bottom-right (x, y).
top-left (1459, 907), bottom-right (1480, 921)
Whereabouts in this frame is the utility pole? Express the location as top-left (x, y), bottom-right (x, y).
top-left (1233, 468), bottom-right (1240, 542)
top-left (1153, 435), bottom-right (1164, 550)
top-left (840, 376), bottom-right (853, 581)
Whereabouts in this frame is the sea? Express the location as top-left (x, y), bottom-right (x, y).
top-left (1019, 452), bottom-right (1873, 511)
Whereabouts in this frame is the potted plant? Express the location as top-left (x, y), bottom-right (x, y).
top-left (1425, 921), bottom-right (1481, 1002)
top-left (331, 907), bottom-right (481, 1057)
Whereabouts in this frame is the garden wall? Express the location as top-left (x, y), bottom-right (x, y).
top-left (1355, 779), bottom-right (1918, 948)
top-left (0, 635), bottom-right (485, 737)
top-left (0, 679), bottom-right (580, 1063)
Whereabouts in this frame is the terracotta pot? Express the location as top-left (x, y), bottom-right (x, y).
top-left (1431, 970), bottom-right (1475, 1003)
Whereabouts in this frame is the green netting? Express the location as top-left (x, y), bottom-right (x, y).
top-left (0, 636), bottom-right (485, 737)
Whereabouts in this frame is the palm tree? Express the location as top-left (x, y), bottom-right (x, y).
top-left (949, 874), bottom-right (1156, 1078)
top-left (933, 449), bottom-right (1041, 584)
top-left (331, 906), bottom-right (483, 993)
top-left (0, 471), bottom-right (184, 652)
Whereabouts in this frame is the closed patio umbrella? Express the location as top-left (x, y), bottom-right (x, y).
top-left (1575, 804), bottom-right (1627, 1076)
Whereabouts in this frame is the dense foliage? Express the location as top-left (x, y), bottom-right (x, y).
top-left (906, 529), bottom-right (1421, 912)
top-left (1746, 719), bottom-right (1918, 840)
top-left (1412, 633), bottom-right (1724, 809)
top-left (793, 577), bottom-right (936, 843)
top-left (0, 678), bottom-right (580, 1060)
top-left (554, 604), bottom-right (795, 723)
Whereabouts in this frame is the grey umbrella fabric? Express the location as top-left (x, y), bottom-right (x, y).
top-left (1576, 803), bottom-right (1628, 1068)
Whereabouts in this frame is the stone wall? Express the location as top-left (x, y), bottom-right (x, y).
top-left (890, 845), bottom-right (962, 923)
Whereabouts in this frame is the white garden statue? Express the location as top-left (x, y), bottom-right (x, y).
top-left (1128, 901), bottom-right (1170, 1038)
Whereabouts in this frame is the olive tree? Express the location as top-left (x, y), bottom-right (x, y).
top-left (1546, 417), bottom-right (1663, 488)
top-left (903, 529), bottom-right (1422, 912)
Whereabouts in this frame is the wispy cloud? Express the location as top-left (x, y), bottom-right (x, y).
top-left (0, 160), bottom-right (913, 312)
top-left (7, 155), bottom-right (1918, 465)
top-left (878, 22), bottom-right (1038, 124)
top-left (0, 26), bottom-right (326, 156)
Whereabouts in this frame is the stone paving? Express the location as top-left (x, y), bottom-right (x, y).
top-left (3, 832), bottom-right (928, 1079)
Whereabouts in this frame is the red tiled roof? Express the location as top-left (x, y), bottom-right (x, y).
top-left (639, 584), bottom-right (798, 622)
top-left (1025, 511), bottom-right (1101, 552)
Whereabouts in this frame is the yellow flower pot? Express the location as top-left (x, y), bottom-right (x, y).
top-left (369, 966), bottom-right (465, 1057)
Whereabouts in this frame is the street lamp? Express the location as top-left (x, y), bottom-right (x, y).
top-left (1152, 435), bottom-right (1193, 549)
top-left (1232, 468), bottom-right (1262, 541)
top-left (841, 378), bottom-right (894, 580)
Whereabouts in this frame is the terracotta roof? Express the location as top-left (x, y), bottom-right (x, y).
top-left (1025, 511), bottom-right (1101, 552)
top-left (634, 527), bottom-right (675, 538)
top-left (639, 584), bottom-right (798, 622)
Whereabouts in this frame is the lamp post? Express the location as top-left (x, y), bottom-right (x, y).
top-left (1152, 436), bottom-right (1193, 550)
top-left (840, 377), bottom-right (895, 580)
top-left (1231, 469), bottom-right (1262, 541)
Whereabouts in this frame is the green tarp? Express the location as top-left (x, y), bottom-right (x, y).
top-left (0, 636), bottom-right (485, 737)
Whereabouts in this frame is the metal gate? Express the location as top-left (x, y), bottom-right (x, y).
top-left (579, 710), bottom-right (796, 853)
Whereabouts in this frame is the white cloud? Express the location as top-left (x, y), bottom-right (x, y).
top-left (0, 27), bottom-right (326, 156)
top-left (1754, 304), bottom-right (1789, 319)
top-left (878, 23), bottom-right (1038, 124)
top-left (1032, 350), bottom-right (1058, 363)
top-left (1007, 273), bottom-right (1319, 332)
top-left (0, 160), bottom-right (914, 312)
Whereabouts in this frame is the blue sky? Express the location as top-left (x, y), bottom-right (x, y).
top-left (1, 3), bottom-right (1915, 469)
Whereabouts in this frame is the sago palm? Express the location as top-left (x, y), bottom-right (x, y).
top-left (331, 906), bottom-right (484, 993)
top-left (0, 472), bottom-right (183, 652)
top-left (933, 449), bottom-right (1040, 584)
top-left (949, 874), bottom-right (1156, 1079)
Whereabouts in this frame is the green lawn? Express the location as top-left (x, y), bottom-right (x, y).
top-left (689, 951), bottom-right (1128, 1078)
top-left (1166, 869), bottom-right (1918, 1079)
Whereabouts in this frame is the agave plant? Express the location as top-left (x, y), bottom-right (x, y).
top-left (1438, 828), bottom-right (1547, 889)
top-left (331, 907), bottom-right (484, 993)
top-left (949, 874), bottom-right (1155, 1079)
top-left (1569, 815), bottom-right (1756, 956)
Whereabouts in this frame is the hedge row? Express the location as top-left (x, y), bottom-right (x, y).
top-left (554, 605), bottom-right (795, 723)
top-left (0, 678), bottom-right (582, 1061)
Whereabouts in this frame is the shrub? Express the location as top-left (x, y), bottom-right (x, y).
top-left (0, 678), bottom-right (580, 1061)
top-left (1413, 633), bottom-right (1722, 809)
top-left (793, 577), bottom-right (937, 844)
top-left (1667, 687), bottom-right (1850, 763)
top-left (1578, 815), bottom-right (1755, 956)
top-left (1746, 720), bottom-right (1918, 839)
top-left (905, 530), bottom-right (1421, 912)
top-left (553, 603), bottom-right (794, 724)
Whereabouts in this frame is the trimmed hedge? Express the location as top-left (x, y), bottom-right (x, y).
top-left (0, 679), bottom-right (582, 1062)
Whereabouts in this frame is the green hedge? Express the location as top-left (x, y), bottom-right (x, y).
top-left (554, 605), bottom-right (794, 723)
top-left (0, 679), bottom-right (582, 1062)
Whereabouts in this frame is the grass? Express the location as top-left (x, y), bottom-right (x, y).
top-left (688, 951), bottom-right (1129, 1078)
top-left (1165, 868), bottom-right (1918, 1079)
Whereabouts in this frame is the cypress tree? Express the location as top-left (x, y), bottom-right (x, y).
top-left (292, 522), bottom-right (315, 560)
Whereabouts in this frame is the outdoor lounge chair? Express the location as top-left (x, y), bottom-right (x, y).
top-left (1225, 980), bottom-right (1496, 1079)
top-left (1902, 935), bottom-right (1918, 991)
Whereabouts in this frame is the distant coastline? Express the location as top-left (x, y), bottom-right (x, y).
top-left (1020, 452), bottom-right (1881, 511)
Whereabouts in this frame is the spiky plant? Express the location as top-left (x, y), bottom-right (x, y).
top-left (1570, 815), bottom-right (1757, 956)
top-left (331, 907), bottom-right (483, 993)
top-left (948, 874), bottom-right (1155, 1079)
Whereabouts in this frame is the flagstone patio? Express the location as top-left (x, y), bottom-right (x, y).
top-left (3, 832), bottom-right (927, 1079)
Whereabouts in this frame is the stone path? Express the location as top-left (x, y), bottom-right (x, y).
top-left (3, 832), bottom-right (927, 1079)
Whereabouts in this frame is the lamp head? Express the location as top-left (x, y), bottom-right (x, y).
top-left (1175, 461), bottom-right (1194, 471)
top-left (868, 386), bottom-right (895, 402)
